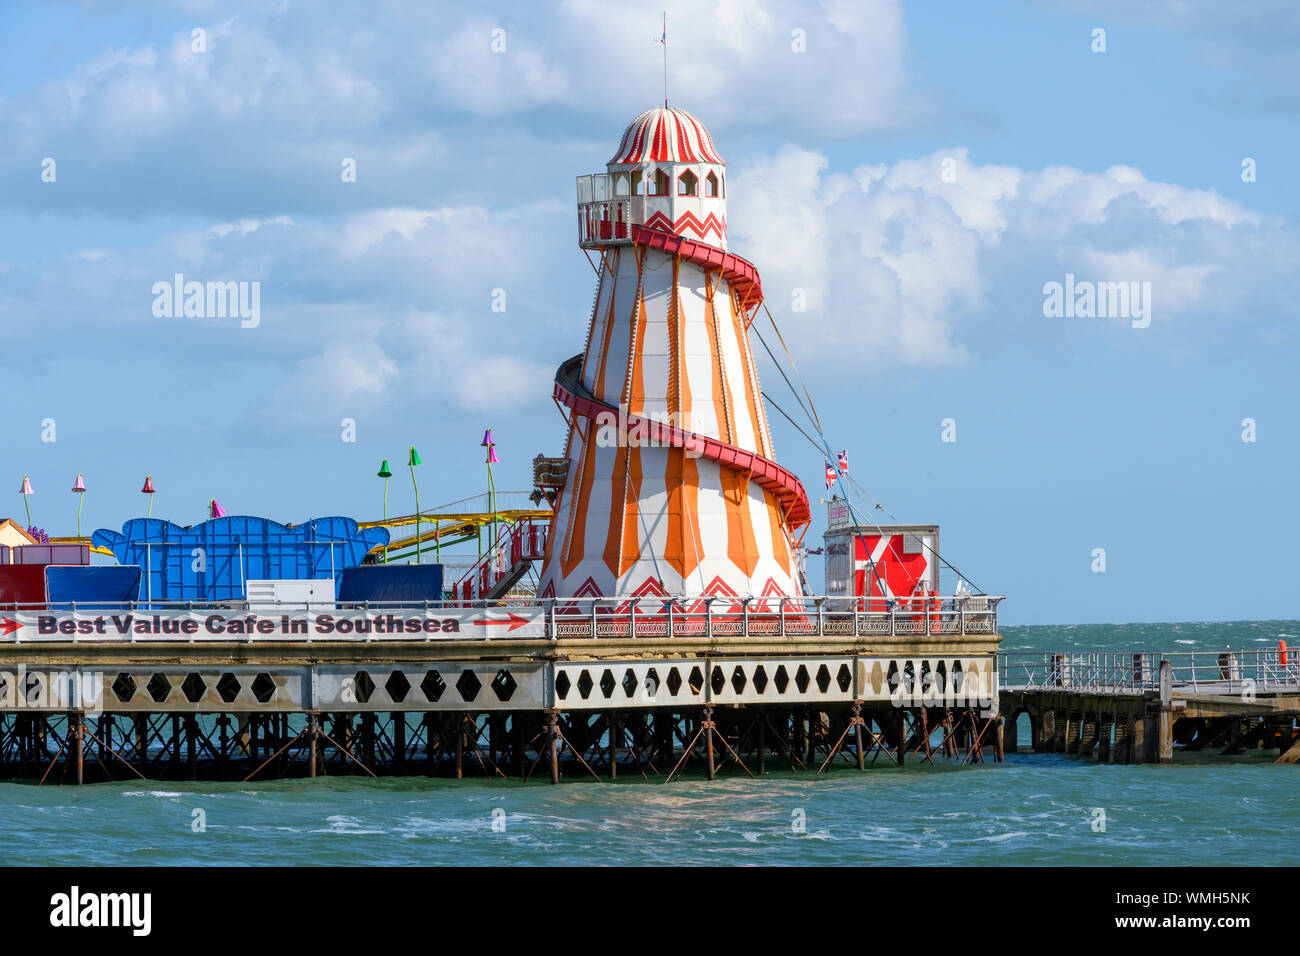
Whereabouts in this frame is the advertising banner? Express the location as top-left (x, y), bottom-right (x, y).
top-left (0, 607), bottom-right (545, 642)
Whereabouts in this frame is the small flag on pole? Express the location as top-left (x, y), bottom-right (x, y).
top-left (824, 461), bottom-right (836, 489)
top-left (837, 450), bottom-right (849, 475)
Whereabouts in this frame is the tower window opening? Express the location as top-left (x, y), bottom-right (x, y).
top-left (649, 169), bottom-right (670, 196)
top-left (630, 170), bottom-right (643, 195)
top-left (678, 170), bottom-right (699, 196)
top-left (705, 171), bottom-right (719, 197)
top-left (614, 174), bottom-right (630, 197)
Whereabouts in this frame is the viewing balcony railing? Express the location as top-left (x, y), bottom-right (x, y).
top-left (577, 195), bottom-right (644, 245)
top-left (577, 172), bottom-right (643, 245)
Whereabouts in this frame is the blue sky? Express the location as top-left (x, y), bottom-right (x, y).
top-left (1, 0), bottom-right (1296, 625)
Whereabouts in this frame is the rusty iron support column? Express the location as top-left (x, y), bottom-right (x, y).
top-left (853, 702), bottom-right (865, 771)
top-left (71, 712), bottom-right (84, 785)
top-left (16, 715), bottom-right (27, 777)
top-left (455, 713), bottom-right (464, 779)
top-left (393, 712), bottom-right (406, 774)
top-left (704, 705), bottom-right (716, 780)
top-left (548, 710), bottom-right (560, 784)
top-left (362, 713), bottom-right (376, 770)
top-left (660, 711), bottom-right (674, 766)
top-left (185, 715), bottom-right (197, 780)
top-left (756, 709), bottom-right (766, 775)
top-left (134, 714), bottom-right (146, 768)
top-left (170, 714), bottom-right (182, 772)
top-left (307, 713), bottom-right (318, 778)
top-left (424, 713), bottom-right (436, 776)
top-left (513, 715), bottom-right (525, 777)
top-left (608, 712), bottom-right (618, 781)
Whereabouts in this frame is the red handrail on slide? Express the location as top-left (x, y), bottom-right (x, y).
top-left (631, 225), bottom-right (763, 313)
top-left (553, 372), bottom-right (811, 530)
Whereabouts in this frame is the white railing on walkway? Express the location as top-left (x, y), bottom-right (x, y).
top-left (0, 594), bottom-right (1004, 643)
top-left (1000, 648), bottom-right (1300, 694)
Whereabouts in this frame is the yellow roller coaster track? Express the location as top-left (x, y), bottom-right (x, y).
top-left (362, 509), bottom-right (553, 554)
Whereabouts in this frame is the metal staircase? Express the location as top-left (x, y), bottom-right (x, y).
top-left (452, 519), bottom-right (548, 603)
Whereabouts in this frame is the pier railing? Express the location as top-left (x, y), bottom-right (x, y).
top-left (0, 594), bottom-right (1004, 642)
top-left (1000, 649), bottom-right (1300, 694)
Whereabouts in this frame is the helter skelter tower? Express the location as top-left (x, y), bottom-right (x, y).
top-left (537, 106), bottom-right (811, 604)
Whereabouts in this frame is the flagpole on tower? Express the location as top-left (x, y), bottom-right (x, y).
top-left (662, 11), bottom-right (668, 107)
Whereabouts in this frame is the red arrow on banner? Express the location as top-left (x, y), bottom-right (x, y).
top-left (470, 613), bottom-right (531, 633)
top-left (0, 618), bottom-right (21, 636)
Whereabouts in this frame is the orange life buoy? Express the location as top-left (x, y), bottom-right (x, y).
top-left (1281, 640), bottom-right (1289, 667)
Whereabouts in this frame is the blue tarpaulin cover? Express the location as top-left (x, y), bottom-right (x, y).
top-left (337, 564), bottom-right (445, 605)
top-left (45, 565), bottom-right (143, 609)
top-left (91, 517), bottom-right (389, 602)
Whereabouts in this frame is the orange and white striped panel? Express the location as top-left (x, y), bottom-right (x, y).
top-left (538, 247), bottom-right (798, 601)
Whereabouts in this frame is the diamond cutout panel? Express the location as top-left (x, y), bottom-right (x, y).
top-left (456, 670), bottom-right (482, 702)
top-left (217, 673), bottom-right (241, 703)
top-left (492, 669), bottom-right (517, 702)
top-left (422, 670), bottom-right (446, 703)
top-left (385, 671), bottom-right (411, 703)
top-left (181, 673), bottom-right (206, 704)
top-left (730, 665), bottom-right (747, 694)
top-left (112, 673), bottom-right (137, 703)
top-left (352, 671), bottom-right (375, 704)
top-left (146, 673), bottom-right (172, 704)
top-left (815, 664), bottom-right (831, 694)
top-left (251, 673), bottom-right (276, 703)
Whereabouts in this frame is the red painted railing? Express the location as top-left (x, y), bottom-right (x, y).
top-left (631, 225), bottom-right (762, 312)
top-left (453, 519), bottom-right (548, 604)
top-left (552, 368), bottom-right (811, 530)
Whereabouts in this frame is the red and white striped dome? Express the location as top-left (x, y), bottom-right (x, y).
top-left (609, 107), bottom-right (725, 166)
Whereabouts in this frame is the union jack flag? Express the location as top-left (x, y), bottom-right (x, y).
top-left (824, 460), bottom-right (837, 489)
top-left (837, 450), bottom-right (849, 475)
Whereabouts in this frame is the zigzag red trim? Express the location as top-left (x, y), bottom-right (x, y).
top-left (614, 576), bottom-right (669, 615)
top-left (642, 210), bottom-right (727, 241)
top-left (680, 575), bottom-right (746, 615)
top-left (554, 575), bottom-right (604, 615)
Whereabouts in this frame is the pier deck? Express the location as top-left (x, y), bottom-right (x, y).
top-left (0, 596), bottom-right (1005, 783)
top-left (1001, 650), bottom-right (1300, 763)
